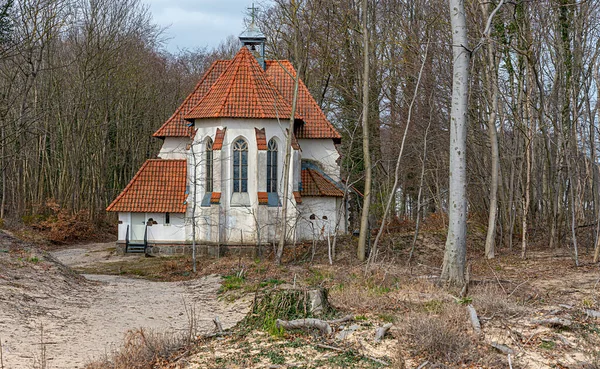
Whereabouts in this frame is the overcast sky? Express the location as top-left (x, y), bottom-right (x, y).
top-left (144, 0), bottom-right (255, 53)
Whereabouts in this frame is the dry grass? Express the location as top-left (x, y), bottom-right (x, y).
top-left (85, 328), bottom-right (186, 369)
top-left (470, 284), bottom-right (524, 318)
top-left (401, 303), bottom-right (473, 364)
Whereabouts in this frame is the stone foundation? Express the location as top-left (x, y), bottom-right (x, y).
top-left (116, 242), bottom-right (272, 258)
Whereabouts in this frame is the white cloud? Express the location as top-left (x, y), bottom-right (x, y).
top-left (143, 0), bottom-right (253, 52)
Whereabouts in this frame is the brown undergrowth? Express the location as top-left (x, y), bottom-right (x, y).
top-left (26, 221), bottom-right (600, 368)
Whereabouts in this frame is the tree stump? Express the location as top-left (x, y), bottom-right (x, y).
top-left (242, 287), bottom-right (333, 334)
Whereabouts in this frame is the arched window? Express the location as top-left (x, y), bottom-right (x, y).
top-left (233, 138), bottom-right (248, 193)
top-left (267, 139), bottom-right (278, 192)
top-left (205, 138), bottom-right (213, 192)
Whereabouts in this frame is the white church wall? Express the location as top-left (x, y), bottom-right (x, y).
top-left (145, 212), bottom-right (186, 242)
top-left (190, 118), bottom-right (300, 244)
top-left (117, 212), bottom-right (186, 242)
top-left (117, 212), bottom-right (129, 241)
top-left (158, 137), bottom-right (188, 159)
top-left (298, 139), bottom-right (340, 181)
top-left (297, 197), bottom-right (341, 241)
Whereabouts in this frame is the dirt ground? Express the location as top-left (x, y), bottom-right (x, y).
top-left (0, 238), bottom-right (250, 369)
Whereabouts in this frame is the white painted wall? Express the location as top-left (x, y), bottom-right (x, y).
top-left (188, 118), bottom-right (300, 244)
top-left (145, 212), bottom-right (186, 242)
top-left (298, 138), bottom-right (340, 181)
top-left (297, 197), bottom-right (344, 241)
top-left (158, 137), bottom-right (188, 159)
top-left (116, 212), bottom-right (187, 243)
top-left (123, 119), bottom-right (343, 245)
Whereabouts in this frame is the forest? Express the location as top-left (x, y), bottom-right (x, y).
top-left (2, 0), bottom-right (600, 367)
top-left (2, 0), bottom-right (599, 270)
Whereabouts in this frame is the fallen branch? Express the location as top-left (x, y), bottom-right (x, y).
top-left (467, 305), bottom-right (481, 334)
top-left (490, 342), bottom-right (514, 355)
top-left (374, 323), bottom-right (393, 342)
top-left (327, 315), bottom-right (355, 324)
top-left (213, 316), bottom-right (223, 333)
top-left (276, 318), bottom-right (332, 335)
top-left (416, 361), bottom-right (429, 369)
top-left (585, 309), bottom-right (600, 319)
top-left (532, 317), bottom-right (572, 328)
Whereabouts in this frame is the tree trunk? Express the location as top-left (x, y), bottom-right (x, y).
top-left (357, 0), bottom-right (371, 262)
top-left (483, 2), bottom-right (499, 259)
top-left (441, 0), bottom-right (469, 285)
top-left (277, 59), bottom-right (301, 266)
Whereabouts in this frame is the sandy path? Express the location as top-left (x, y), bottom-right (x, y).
top-left (1, 243), bottom-right (250, 369)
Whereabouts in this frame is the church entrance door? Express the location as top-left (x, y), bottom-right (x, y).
top-left (131, 213), bottom-right (146, 242)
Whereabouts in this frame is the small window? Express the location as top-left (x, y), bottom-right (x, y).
top-left (233, 138), bottom-right (248, 193)
top-left (205, 138), bottom-right (213, 192)
top-left (322, 216), bottom-right (328, 220)
top-left (267, 139), bottom-right (278, 192)
top-left (310, 214), bottom-right (316, 220)
top-left (165, 212), bottom-right (170, 225)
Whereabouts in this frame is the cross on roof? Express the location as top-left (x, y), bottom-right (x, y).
top-left (248, 3), bottom-right (257, 24)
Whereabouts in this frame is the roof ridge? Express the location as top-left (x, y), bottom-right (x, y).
top-left (218, 56), bottom-right (244, 116)
top-left (106, 159), bottom-right (188, 213)
top-left (153, 60), bottom-right (227, 138)
top-left (185, 47), bottom-right (300, 121)
top-left (106, 160), bottom-right (152, 212)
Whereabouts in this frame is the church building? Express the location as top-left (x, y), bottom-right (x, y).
top-left (106, 22), bottom-right (346, 253)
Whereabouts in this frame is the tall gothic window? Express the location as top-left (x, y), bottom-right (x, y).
top-left (233, 138), bottom-right (248, 193)
top-left (267, 139), bottom-right (278, 192)
top-left (205, 138), bottom-right (213, 192)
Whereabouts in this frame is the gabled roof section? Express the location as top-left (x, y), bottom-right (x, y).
top-left (106, 159), bottom-right (187, 213)
top-left (185, 47), bottom-right (301, 121)
top-left (153, 60), bottom-right (231, 138)
top-left (255, 128), bottom-right (267, 150)
top-left (265, 60), bottom-right (341, 142)
top-left (213, 127), bottom-right (226, 150)
top-left (301, 169), bottom-right (344, 197)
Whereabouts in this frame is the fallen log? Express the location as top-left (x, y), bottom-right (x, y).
top-left (490, 342), bottom-right (514, 355)
top-left (532, 317), bottom-right (572, 328)
top-left (585, 309), bottom-right (600, 319)
top-left (327, 315), bottom-right (355, 324)
top-left (276, 318), bottom-right (332, 335)
top-left (467, 305), bottom-right (481, 334)
top-left (374, 323), bottom-right (393, 343)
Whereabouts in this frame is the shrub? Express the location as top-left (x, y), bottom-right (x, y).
top-left (471, 284), bottom-right (523, 317)
top-left (85, 328), bottom-right (185, 369)
top-left (402, 305), bottom-right (472, 363)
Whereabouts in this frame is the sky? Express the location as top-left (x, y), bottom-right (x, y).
top-left (143, 0), bottom-right (256, 53)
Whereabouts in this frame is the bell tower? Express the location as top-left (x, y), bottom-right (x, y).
top-left (239, 3), bottom-right (267, 69)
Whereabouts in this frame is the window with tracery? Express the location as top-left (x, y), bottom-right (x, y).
top-left (267, 139), bottom-right (278, 192)
top-left (205, 138), bottom-right (213, 192)
top-left (233, 138), bottom-right (248, 192)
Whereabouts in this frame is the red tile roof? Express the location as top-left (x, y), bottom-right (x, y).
top-left (293, 191), bottom-right (302, 204)
top-left (301, 169), bottom-right (344, 197)
top-left (185, 47), bottom-right (300, 121)
top-left (154, 49), bottom-right (340, 143)
top-left (210, 192), bottom-right (221, 204)
top-left (266, 61), bottom-right (341, 141)
top-left (213, 127), bottom-right (226, 150)
top-left (287, 129), bottom-right (301, 150)
top-left (258, 192), bottom-right (268, 204)
top-left (154, 60), bottom-right (230, 138)
top-left (106, 160), bottom-right (187, 213)
top-left (255, 128), bottom-right (267, 150)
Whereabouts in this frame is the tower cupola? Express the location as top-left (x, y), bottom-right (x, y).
top-left (239, 4), bottom-right (266, 69)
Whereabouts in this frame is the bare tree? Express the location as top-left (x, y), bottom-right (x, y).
top-left (357, 0), bottom-right (371, 262)
top-left (440, 0), bottom-right (469, 285)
